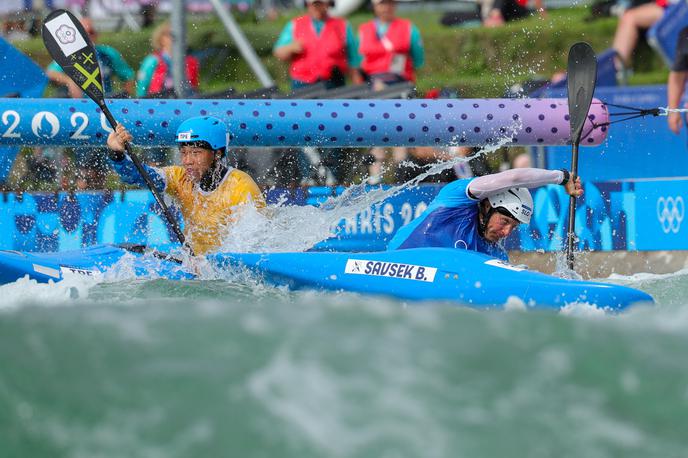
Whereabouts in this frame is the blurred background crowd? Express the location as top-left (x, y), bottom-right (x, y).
top-left (0, 0), bottom-right (681, 192)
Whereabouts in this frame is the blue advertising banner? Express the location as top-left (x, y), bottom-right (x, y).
top-left (634, 180), bottom-right (687, 250)
top-left (0, 179), bottom-right (685, 253)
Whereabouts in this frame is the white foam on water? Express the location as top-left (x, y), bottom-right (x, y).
top-left (559, 301), bottom-right (609, 318)
top-left (0, 270), bottom-right (101, 311)
top-left (605, 266), bottom-right (688, 284)
top-left (504, 296), bottom-right (527, 311)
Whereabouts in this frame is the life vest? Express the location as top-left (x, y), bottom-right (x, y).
top-left (290, 15), bottom-right (348, 84)
top-left (162, 166), bottom-right (265, 255)
top-left (148, 51), bottom-right (200, 95)
top-left (359, 18), bottom-right (415, 82)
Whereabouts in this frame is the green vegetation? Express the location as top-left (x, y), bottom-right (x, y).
top-left (13, 7), bottom-right (669, 97)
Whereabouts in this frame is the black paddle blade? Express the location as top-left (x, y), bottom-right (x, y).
top-left (567, 42), bottom-right (597, 145)
top-left (42, 9), bottom-right (105, 105)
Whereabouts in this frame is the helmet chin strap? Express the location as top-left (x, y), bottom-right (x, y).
top-left (478, 202), bottom-right (496, 238)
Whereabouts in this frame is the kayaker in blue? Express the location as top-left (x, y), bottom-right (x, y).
top-left (387, 168), bottom-right (583, 260)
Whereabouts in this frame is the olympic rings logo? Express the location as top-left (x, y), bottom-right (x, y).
top-left (656, 196), bottom-right (684, 234)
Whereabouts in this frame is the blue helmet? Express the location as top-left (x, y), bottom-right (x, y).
top-left (175, 116), bottom-right (228, 151)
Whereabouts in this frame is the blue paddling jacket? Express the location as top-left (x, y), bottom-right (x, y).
top-left (387, 178), bottom-right (508, 261)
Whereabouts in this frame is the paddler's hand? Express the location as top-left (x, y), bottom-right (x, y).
top-left (566, 175), bottom-right (583, 198)
top-left (107, 124), bottom-right (133, 162)
top-left (668, 111), bottom-right (683, 134)
top-left (107, 124), bottom-right (132, 152)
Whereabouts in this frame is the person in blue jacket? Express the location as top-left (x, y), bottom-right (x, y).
top-left (387, 167), bottom-right (583, 261)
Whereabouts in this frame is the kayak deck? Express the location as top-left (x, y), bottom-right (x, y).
top-left (0, 244), bottom-right (654, 311)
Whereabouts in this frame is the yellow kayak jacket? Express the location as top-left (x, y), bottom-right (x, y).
top-left (163, 166), bottom-right (265, 255)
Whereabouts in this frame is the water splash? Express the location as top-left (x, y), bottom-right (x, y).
top-left (218, 140), bottom-right (512, 253)
top-left (0, 270), bottom-right (100, 310)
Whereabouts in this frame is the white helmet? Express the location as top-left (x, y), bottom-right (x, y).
top-left (487, 188), bottom-right (533, 224)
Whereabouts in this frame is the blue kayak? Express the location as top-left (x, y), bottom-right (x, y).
top-left (0, 244), bottom-right (653, 311)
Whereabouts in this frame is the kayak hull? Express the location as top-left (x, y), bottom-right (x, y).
top-left (0, 244), bottom-right (193, 284)
top-left (0, 245), bottom-right (653, 311)
top-left (211, 248), bottom-right (653, 311)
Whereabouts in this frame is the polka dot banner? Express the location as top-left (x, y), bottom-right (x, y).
top-left (0, 98), bottom-right (608, 147)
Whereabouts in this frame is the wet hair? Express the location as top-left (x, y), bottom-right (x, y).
top-left (494, 206), bottom-right (518, 221)
top-left (180, 140), bottom-right (212, 151)
top-left (151, 22), bottom-right (171, 51)
top-left (179, 141), bottom-right (226, 157)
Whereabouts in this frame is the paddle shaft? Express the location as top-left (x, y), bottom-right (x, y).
top-left (100, 103), bottom-right (189, 251)
top-left (565, 42), bottom-right (597, 272)
top-left (566, 144), bottom-right (579, 270)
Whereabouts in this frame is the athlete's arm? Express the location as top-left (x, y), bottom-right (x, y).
top-left (409, 25), bottom-right (425, 69)
top-left (136, 55), bottom-right (158, 97)
top-left (101, 45), bottom-right (135, 82)
top-left (345, 22), bottom-right (362, 69)
top-left (273, 21), bottom-right (302, 61)
top-left (106, 124), bottom-right (166, 193)
top-left (102, 46), bottom-right (136, 96)
top-left (468, 168), bottom-right (566, 199)
top-left (46, 61), bottom-right (83, 98)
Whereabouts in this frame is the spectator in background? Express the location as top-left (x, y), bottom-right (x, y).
top-left (358, 0), bottom-right (424, 184)
top-left (482, 0), bottom-right (545, 27)
top-left (46, 17), bottom-right (135, 189)
top-left (358, 0), bottom-right (424, 87)
top-left (140, 0), bottom-right (157, 28)
top-left (667, 26), bottom-right (688, 134)
top-left (612, 0), bottom-right (668, 70)
top-left (137, 21), bottom-right (200, 98)
top-left (137, 21), bottom-right (200, 167)
top-left (511, 152), bottom-right (532, 168)
top-left (272, 0), bottom-right (361, 185)
top-left (396, 146), bottom-right (493, 184)
top-left (273, 0), bottom-right (362, 89)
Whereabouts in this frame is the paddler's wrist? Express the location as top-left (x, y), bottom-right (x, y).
top-left (559, 169), bottom-right (570, 186)
top-left (108, 148), bottom-right (126, 162)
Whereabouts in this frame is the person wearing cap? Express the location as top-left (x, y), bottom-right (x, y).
top-left (387, 168), bottom-right (583, 261)
top-left (273, 0), bottom-right (362, 89)
top-left (106, 116), bottom-right (265, 255)
top-left (358, 0), bottom-right (424, 86)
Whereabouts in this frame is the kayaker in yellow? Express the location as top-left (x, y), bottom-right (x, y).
top-left (106, 116), bottom-right (265, 255)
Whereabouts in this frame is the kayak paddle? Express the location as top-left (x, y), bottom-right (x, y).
top-left (565, 42), bottom-right (597, 271)
top-left (41, 9), bottom-right (190, 254)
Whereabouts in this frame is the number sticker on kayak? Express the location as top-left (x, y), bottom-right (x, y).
top-left (344, 259), bottom-right (437, 282)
